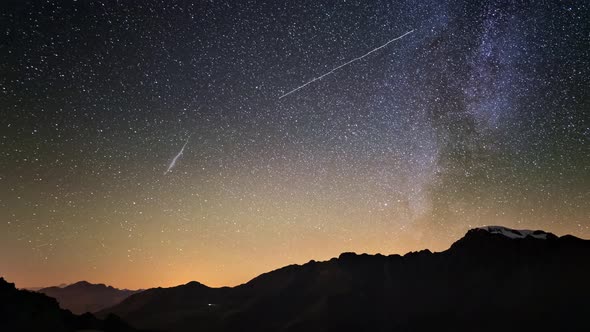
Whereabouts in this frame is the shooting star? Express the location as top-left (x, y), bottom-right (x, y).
top-left (279, 29), bottom-right (415, 99)
top-left (164, 135), bottom-right (192, 175)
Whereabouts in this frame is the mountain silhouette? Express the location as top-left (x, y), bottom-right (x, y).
top-left (38, 281), bottom-right (141, 314)
top-left (98, 226), bottom-right (590, 332)
top-left (22, 283), bottom-right (68, 292)
top-left (0, 277), bottom-right (139, 332)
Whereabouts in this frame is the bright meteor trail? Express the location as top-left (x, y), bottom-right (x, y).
top-left (164, 135), bottom-right (192, 175)
top-left (279, 29), bottom-right (415, 99)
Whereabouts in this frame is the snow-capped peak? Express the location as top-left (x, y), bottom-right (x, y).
top-left (476, 226), bottom-right (549, 240)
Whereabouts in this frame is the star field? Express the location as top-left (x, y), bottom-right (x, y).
top-left (1, 0), bottom-right (588, 289)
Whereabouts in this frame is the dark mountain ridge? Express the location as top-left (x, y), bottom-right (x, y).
top-left (99, 226), bottom-right (590, 332)
top-left (38, 280), bottom-right (141, 314)
top-left (0, 277), bottom-right (138, 332)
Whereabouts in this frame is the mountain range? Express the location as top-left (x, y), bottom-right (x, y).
top-left (3, 226), bottom-right (589, 331)
top-left (97, 226), bottom-right (590, 332)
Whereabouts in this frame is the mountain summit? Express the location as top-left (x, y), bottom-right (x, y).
top-left (474, 225), bottom-right (557, 239)
top-left (38, 281), bottom-right (141, 314)
top-left (98, 227), bottom-right (590, 332)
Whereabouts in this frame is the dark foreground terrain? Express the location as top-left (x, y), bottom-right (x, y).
top-left (0, 277), bottom-right (137, 332)
top-left (95, 226), bottom-right (590, 332)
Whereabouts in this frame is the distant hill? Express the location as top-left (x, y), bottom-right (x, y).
top-left (0, 277), bottom-right (138, 332)
top-left (22, 283), bottom-right (67, 292)
top-left (99, 226), bottom-right (590, 332)
top-left (38, 281), bottom-right (141, 314)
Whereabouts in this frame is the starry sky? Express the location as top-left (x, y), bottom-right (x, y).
top-left (1, 0), bottom-right (588, 289)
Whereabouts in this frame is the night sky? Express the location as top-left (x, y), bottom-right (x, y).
top-left (1, 0), bottom-right (588, 289)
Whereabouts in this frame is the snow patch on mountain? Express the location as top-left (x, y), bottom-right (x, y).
top-left (476, 226), bottom-right (549, 239)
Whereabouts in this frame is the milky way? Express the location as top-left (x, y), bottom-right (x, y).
top-left (1, 0), bottom-right (588, 289)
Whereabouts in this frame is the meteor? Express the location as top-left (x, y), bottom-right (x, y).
top-left (164, 135), bottom-right (192, 175)
top-left (279, 29), bottom-right (415, 99)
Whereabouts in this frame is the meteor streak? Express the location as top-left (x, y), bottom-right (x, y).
top-left (164, 135), bottom-right (192, 174)
top-left (279, 29), bottom-right (415, 99)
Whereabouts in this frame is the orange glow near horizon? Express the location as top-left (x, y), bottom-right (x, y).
top-left (4, 216), bottom-right (586, 290)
